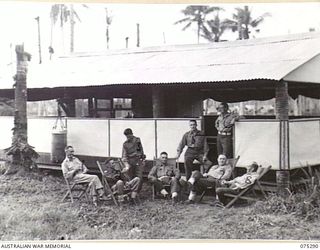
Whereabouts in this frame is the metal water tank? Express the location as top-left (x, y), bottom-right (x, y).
top-left (51, 115), bottom-right (67, 163)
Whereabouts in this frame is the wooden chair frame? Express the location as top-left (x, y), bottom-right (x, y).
top-left (224, 165), bottom-right (272, 208)
top-left (61, 176), bottom-right (91, 203)
top-left (96, 160), bottom-right (120, 206)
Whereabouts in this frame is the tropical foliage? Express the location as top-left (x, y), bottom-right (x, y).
top-left (224, 6), bottom-right (271, 39)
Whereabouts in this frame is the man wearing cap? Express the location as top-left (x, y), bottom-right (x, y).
top-left (213, 162), bottom-right (261, 207)
top-left (215, 102), bottom-right (239, 158)
top-left (122, 128), bottom-right (145, 192)
top-left (185, 154), bottom-right (232, 204)
top-left (176, 119), bottom-right (211, 181)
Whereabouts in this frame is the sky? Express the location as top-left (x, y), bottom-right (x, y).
top-left (0, 1), bottom-right (320, 74)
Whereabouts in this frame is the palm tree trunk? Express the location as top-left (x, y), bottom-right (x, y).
top-left (70, 4), bottom-right (75, 53)
top-left (35, 17), bottom-right (42, 64)
top-left (106, 25), bottom-right (110, 49)
top-left (13, 45), bottom-right (30, 163)
top-left (197, 21), bottom-right (200, 44)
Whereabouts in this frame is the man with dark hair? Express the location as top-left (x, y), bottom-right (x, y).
top-left (61, 145), bottom-right (106, 206)
top-left (104, 159), bottom-right (141, 204)
top-left (122, 128), bottom-right (145, 192)
top-left (213, 161), bottom-right (261, 207)
top-left (148, 152), bottom-right (183, 203)
top-left (185, 154), bottom-right (232, 204)
top-left (176, 120), bottom-right (211, 180)
top-left (215, 102), bottom-right (239, 158)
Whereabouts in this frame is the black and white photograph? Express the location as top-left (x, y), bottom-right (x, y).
top-left (0, 0), bottom-right (320, 244)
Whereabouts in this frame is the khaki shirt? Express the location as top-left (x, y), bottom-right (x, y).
top-left (215, 112), bottom-right (238, 133)
top-left (61, 156), bottom-right (88, 180)
top-left (177, 129), bottom-right (208, 156)
top-left (122, 136), bottom-right (144, 161)
top-left (207, 164), bottom-right (232, 180)
top-left (148, 161), bottom-right (180, 179)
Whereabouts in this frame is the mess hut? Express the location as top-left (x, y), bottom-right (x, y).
top-left (1, 32), bottom-right (320, 191)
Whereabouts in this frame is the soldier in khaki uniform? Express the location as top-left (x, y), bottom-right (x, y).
top-left (148, 152), bottom-right (184, 203)
top-left (122, 128), bottom-right (145, 193)
top-left (176, 120), bottom-right (211, 181)
top-left (215, 102), bottom-right (239, 158)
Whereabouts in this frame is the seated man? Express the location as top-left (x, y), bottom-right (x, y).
top-left (213, 161), bottom-right (261, 207)
top-left (186, 154), bottom-right (232, 204)
top-left (61, 145), bottom-right (106, 206)
top-left (148, 151), bottom-right (183, 204)
top-left (105, 159), bottom-right (141, 204)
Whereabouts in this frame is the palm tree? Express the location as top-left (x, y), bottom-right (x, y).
top-left (201, 9), bottom-right (229, 42)
top-left (105, 8), bottom-right (113, 49)
top-left (174, 5), bottom-right (221, 43)
top-left (50, 4), bottom-right (87, 53)
top-left (224, 6), bottom-right (270, 40)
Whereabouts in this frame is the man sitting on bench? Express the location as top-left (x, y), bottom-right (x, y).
top-left (213, 161), bottom-right (261, 207)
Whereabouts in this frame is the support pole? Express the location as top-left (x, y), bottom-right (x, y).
top-left (152, 87), bottom-right (165, 118)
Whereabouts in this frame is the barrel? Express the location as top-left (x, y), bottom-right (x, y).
top-left (51, 129), bottom-right (67, 163)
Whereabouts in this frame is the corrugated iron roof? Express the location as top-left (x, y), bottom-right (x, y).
top-left (2, 32), bottom-right (320, 89)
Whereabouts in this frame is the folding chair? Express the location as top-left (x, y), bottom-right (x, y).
top-left (96, 160), bottom-right (121, 206)
top-left (224, 165), bottom-right (272, 208)
top-left (61, 176), bottom-right (91, 203)
top-left (151, 158), bottom-right (179, 200)
top-left (199, 155), bottom-right (240, 202)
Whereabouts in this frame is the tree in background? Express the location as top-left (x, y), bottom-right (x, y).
top-left (224, 6), bottom-right (270, 40)
top-left (105, 8), bottom-right (113, 49)
top-left (174, 5), bottom-right (221, 43)
top-left (50, 4), bottom-right (88, 53)
top-left (201, 8), bottom-right (229, 42)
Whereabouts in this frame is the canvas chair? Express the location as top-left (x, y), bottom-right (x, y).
top-left (151, 158), bottom-right (180, 200)
top-left (223, 165), bottom-right (272, 208)
top-left (96, 159), bottom-right (124, 206)
top-left (61, 176), bottom-right (91, 203)
top-left (199, 155), bottom-right (240, 202)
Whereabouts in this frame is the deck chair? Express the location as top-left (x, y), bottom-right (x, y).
top-left (151, 158), bottom-right (179, 200)
top-left (224, 165), bottom-right (272, 208)
top-left (199, 155), bottom-right (240, 202)
top-left (61, 176), bottom-right (91, 203)
top-left (96, 160), bottom-right (122, 206)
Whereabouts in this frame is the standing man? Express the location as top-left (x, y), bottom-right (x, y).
top-left (148, 151), bottom-right (183, 203)
top-left (215, 102), bottom-right (239, 159)
top-left (122, 128), bottom-right (145, 193)
top-left (176, 119), bottom-right (211, 181)
top-left (61, 145), bottom-right (106, 206)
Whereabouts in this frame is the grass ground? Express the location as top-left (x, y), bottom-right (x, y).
top-left (0, 171), bottom-right (320, 240)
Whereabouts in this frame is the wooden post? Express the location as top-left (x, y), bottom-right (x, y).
top-left (152, 87), bottom-right (165, 118)
top-left (275, 81), bottom-right (290, 196)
